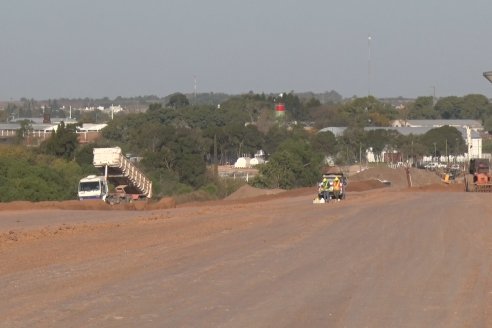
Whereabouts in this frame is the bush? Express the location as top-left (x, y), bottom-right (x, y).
top-left (252, 138), bottom-right (323, 189)
top-left (0, 146), bottom-right (85, 202)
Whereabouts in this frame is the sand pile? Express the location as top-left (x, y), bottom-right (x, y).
top-left (146, 197), bottom-right (177, 210)
top-left (0, 197), bottom-right (177, 211)
top-left (347, 179), bottom-right (389, 192)
top-left (224, 171), bottom-right (424, 202)
top-left (225, 184), bottom-right (285, 200)
top-left (406, 182), bottom-right (464, 192)
top-left (349, 167), bottom-right (443, 188)
top-left (0, 200), bottom-right (113, 211)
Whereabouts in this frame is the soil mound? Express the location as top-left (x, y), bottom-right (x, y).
top-left (349, 167), bottom-right (442, 188)
top-left (225, 184), bottom-right (285, 200)
top-left (0, 200), bottom-right (112, 211)
top-left (146, 197), bottom-right (177, 210)
top-left (0, 168), bottom-right (462, 212)
top-left (347, 179), bottom-right (389, 192)
top-left (407, 182), bottom-right (464, 192)
top-left (0, 198), bottom-right (177, 212)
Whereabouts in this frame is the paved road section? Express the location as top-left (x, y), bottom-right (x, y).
top-left (1, 190), bottom-right (492, 327)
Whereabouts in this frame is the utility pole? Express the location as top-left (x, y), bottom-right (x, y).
top-left (445, 139), bottom-right (448, 163)
top-left (431, 86), bottom-right (436, 105)
top-left (213, 133), bottom-right (218, 177)
top-left (359, 143), bottom-right (362, 172)
top-left (368, 35), bottom-right (372, 97)
top-left (193, 75), bottom-right (197, 104)
top-left (411, 139), bottom-right (414, 165)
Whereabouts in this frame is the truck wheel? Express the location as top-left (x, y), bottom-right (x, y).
top-left (108, 196), bottom-right (120, 205)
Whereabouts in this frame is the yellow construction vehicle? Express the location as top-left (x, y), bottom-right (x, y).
top-left (465, 159), bottom-right (492, 192)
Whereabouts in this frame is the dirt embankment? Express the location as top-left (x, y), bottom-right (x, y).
top-left (0, 197), bottom-right (176, 212)
top-left (1, 180), bottom-right (490, 327)
top-left (348, 166), bottom-right (464, 192)
top-left (0, 167), bottom-right (464, 212)
top-left (223, 167), bottom-right (459, 202)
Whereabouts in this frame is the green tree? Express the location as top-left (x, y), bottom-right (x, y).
top-left (15, 119), bottom-right (33, 144)
top-left (253, 138), bottom-right (323, 189)
top-left (338, 127), bottom-right (366, 164)
top-left (482, 138), bottom-right (492, 154)
top-left (253, 150), bottom-right (297, 189)
top-left (78, 109), bottom-right (109, 123)
top-left (340, 96), bottom-right (396, 127)
top-left (218, 94), bottom-right (268, 126)
top-left (407, 96), bottom-right (437, 119)
top-left (278, 92), bottom-right (305, 121)
top-left (166, 92), bottom-right (190, 108)
top-left (484, 117), bottom-right (492, 133)
top-left (310, 103), bottom-right (347, 128)
top-left (432, 94), bottom-right (492, 120)
top-left (462, 94), bottom-right (491, 119)
top-left (262, 125), bottom-right (291, 156)
top-left (420, 126), bottom-right (465, 157)
top-left (364, 129), bottom-right (393, 162)
top-left (0, 147), bottom-right (85, 201)
top-left (222, 123), bottom-right (263, 158)
top-left (102, 112), bottom-right (149, 145)
top-left (138, 126), bottom-right (208, 191)
top-left (304, 97), bottom-right (321, 109)
top-left (434, 96), bottom-right (463, 119)
top-left (40, 122), bottom-right (79, 159)
top-left (311, 131), bottom-right (337, 156)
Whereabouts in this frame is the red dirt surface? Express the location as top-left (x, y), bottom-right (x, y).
top-left (0, 197), bottom-right (177, 212)
top-left (2, 167), bottom-right (489, 327)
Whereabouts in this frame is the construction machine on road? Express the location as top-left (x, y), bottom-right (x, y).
top-left (465, 158), bottom-right (492, 192)
top-left (313, 172), bottom-right (348, 203)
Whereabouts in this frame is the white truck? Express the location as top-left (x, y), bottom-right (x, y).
top-left (78, 175), bottom-right (109, 201)
top-left (78, 147), bottom-right (152, 204)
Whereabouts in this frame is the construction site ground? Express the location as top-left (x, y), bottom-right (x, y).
top-left (2, 166), bottom-right (492, 327)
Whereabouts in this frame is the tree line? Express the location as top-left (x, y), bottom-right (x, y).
top-left (1, 92), bottom-right (491, 201)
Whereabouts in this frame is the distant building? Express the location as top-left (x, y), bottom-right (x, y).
top-left (234, 157), bottom-right (251, 168)
top-left (390, 119), bottom-right (483, 159)
top-left (319, 119), bottom-right (484, 162)
top-left (76, 123), bottom-right (108, 144)
top-left (318, 127), bottom-right (347, 136)
top-left (366, 126), bottom-right (482, 160)
top-left (108, 105), bottom-right (123, 113)
top-left (392, 119), bottom-right (483, 131)
top-left (0, 120), bottom-right (107, 145)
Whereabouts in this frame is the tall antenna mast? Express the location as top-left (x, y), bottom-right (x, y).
top-left (368, 34), bottom-right (372, 97)
top-left (194, 75), bottom-right (197, 103)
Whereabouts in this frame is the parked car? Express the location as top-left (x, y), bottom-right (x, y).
top-left (424, 162), bottom-right (438, 170)
top-left (449, 163), bottom-right (461, 170)
top-left (424, 162), bottom-right (446, 170)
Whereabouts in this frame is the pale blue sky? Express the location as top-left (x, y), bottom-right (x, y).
top-left (1, 0), bottom-right (492, 100)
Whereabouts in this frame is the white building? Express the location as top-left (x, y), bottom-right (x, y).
top-left (392, 119), bottom-right (483, 131)
top-left (318, 119), bottom-right (485, 163)
top-left (108, 105), bottom-right (123, 113)
top-left (234, 157), bottom-right (251, 168)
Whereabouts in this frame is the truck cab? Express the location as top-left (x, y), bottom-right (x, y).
top-left (78, 175), bottom-right (109, 201)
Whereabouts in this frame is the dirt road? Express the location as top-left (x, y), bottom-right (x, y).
top-left (1, 187), bottom-right (492, 327)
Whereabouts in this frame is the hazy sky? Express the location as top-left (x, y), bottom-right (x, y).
top-left (2, 0), bottom-right (492, 100)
